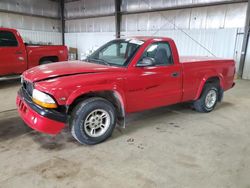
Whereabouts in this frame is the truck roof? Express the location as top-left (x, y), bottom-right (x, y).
top-left (123, 36), bottom-right (174, 42)
top-left (0, 27), bottom-right (17, 32)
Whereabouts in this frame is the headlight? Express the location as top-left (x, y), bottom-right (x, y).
top-left (32, 89), bottom-right (57, 108)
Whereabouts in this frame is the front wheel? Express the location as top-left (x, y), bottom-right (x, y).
top-left (193, 84), bottom-right (219, 113)
top-left (70, 97), bottom-right (116, 145)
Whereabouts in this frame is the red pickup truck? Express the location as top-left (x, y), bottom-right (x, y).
top-left (17, 37), bottom-right (235, 145)
top-left (0, 28), bottom-right (68, 79)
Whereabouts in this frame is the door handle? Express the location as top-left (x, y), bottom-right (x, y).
top-left (15, 51), bottom-right (22, 54)
top-left (171, 72), bottom-right (180, 77)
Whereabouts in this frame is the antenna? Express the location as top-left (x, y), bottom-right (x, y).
top-left (141, 0), bottom-right (216, 57)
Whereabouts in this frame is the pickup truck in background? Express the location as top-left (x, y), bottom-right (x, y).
top-left (0, 28), bottom-right (68, 80)
top-left (17, 37), bottom-right (235, 145)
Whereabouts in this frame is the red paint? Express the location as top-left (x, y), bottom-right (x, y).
top-left (0, 28), bottom-right (68, 76)
top-left (17, 37), bottom-right (235, 134)
top-left (16, 95), bottom-right (65, 134)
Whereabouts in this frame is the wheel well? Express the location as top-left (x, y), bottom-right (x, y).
top-left (67, 91), bottom-right (125, 119)
top-left (39, 56), bottom-right (59, 64)
top-left (205, 77), bottom-right (220, 86)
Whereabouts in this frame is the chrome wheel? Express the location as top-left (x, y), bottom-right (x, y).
top-left (84, 109), bottom-right (110, 138)
top-left (205, 90), bottom-right (217, 108)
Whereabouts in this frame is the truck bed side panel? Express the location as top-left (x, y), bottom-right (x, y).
top-left (26, 45), bottom-right (68, 69)
top-left (181, 60), bottom-right (235, 102)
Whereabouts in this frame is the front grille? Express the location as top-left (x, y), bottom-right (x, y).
top-left (17, 96), bottom-right (28, 114)
top-left (22, 80), bottom-right (33, 96)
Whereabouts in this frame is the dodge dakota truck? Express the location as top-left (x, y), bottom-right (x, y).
top-left (0, 28), bottom-right (68, 80)
top-left (16, 37), bottom-right (235, 145)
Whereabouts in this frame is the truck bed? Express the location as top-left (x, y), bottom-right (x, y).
top-left (180, 56), bottom-right (232, 63)
top-left (179, 56), bottom-right (235, 102)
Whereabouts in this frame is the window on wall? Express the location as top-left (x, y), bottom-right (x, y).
top-left (140, 42), bottom-right (173, 66)
top-left (0, 31), bottom-right (18, 47)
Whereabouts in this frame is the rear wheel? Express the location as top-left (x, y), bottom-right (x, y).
top-left (70, 97), bottom-right (116, 145)
top-left (193, 84), bottom-right (219, 113)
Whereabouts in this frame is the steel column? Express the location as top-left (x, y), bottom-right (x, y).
top-left (238, 0), bottom-right (250, 78)
top-left (61, 0), bottom-right (65, 45)
top-left (115, 0), bottom-right (121, 38)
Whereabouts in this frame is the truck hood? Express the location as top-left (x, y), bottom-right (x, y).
top-left (23, 61), bottom-right (124, 82)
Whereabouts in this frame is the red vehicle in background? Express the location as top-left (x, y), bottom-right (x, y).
top-left (0, 28), bottom-right (68, 80)
top-left (17, 37), bottom-right (235, 145)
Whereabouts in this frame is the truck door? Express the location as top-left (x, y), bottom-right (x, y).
top-left (125, 42), bottom-right (182, 112)
top-left (0, 30), bottom-right (26, 76)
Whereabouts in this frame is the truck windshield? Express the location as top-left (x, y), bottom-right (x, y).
top-left (86, 39), bottom-right (144, 67)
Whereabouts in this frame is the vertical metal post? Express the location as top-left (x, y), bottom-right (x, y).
top-left (238, 0), bottom-right (250, 78)
top-left (60, 0), bottom-right (65, 45)
top-left (115, 0), bottom-right (121, 38)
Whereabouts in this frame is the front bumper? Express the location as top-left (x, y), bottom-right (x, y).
top-left (16, 88), bottom-right (66, 135)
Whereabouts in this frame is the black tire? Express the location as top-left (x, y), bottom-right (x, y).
top-left (70, 97), bottom-right (116, 145)
top-left (193, 84), bottom-right (219, 113)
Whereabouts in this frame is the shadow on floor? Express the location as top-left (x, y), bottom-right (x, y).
top-left (0, 101), bottom-right (234, 148)
top-left (0, 79), bottom-right (20, 90)
top-left (0, 115), bottom-right (32, 142)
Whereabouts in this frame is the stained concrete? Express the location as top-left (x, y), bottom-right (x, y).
top-left (0, 79), bottom-right (249, 188)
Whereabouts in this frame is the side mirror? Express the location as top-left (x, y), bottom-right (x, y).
top-left (137, 57), bottom-right (155, 67)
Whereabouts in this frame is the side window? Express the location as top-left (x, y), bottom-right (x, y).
top-left (0, 31), bottom-right (18, 47)
top-left (141, 42), bottom-right (173, 66)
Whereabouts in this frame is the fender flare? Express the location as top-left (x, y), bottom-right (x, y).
top-left (194, 73), bottom-right (224, 100)
top-left (66, 84), bottom-right (126, 126)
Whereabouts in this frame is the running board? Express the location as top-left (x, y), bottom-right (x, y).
top-left (0, 75), bottom-right (21, 81)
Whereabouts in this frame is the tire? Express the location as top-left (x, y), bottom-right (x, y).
top-left (193, 84), bottom-right (219, 113)
top-left (70, 97), bottom-right (116, 145)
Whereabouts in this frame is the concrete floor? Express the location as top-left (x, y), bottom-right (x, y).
top-left (0, 79), bottom-right (250, 188)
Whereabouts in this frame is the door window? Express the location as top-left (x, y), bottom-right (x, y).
top-left (140, 42), bottom-right (173, 66)
top-left (0, 31), bottom-right (18, 47)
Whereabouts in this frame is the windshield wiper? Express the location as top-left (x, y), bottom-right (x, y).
top-left (86, 57), bottom-right (111, 66)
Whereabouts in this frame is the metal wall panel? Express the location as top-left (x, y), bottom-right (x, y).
top-left (0, 12), bottom-right (61, 32)
top-left (121, 28), bottom-right (242, 68)
top-left (121, 3), bottom-right (247, 31)
top-left (65, 32), bottom-right (115, 59)
top-left (18, 29), bottom-right (62, 45)
top-left (65, 0), bottom-right (115, 19)
top-left (0, 0), bottom-right (59, 18)
top-left (121, 0), bottom-right (245, 12)
top-left (65, 16), bottom-right (115, 32)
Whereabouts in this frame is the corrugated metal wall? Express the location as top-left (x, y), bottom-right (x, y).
top-left (121, 0), bottom-right (245, 12)
top-left (121, 3), bottom-right (247, 31)
top-left (0, 0), bottom-right (59, 18)
top-left (65, 16), bottom-right (115, 32)
top-left (65, 0), bottom-right (115, 18)
top-left (0, 12), bottom-right (60, 32)
top-left (18, 29), bottom-right (62, 45)
top-left (0, 0), bottom-right (61, 44)
top-left (65, 1), bottom-right (247, 73)
top-left (65, 32), bottom-right (115, 59)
